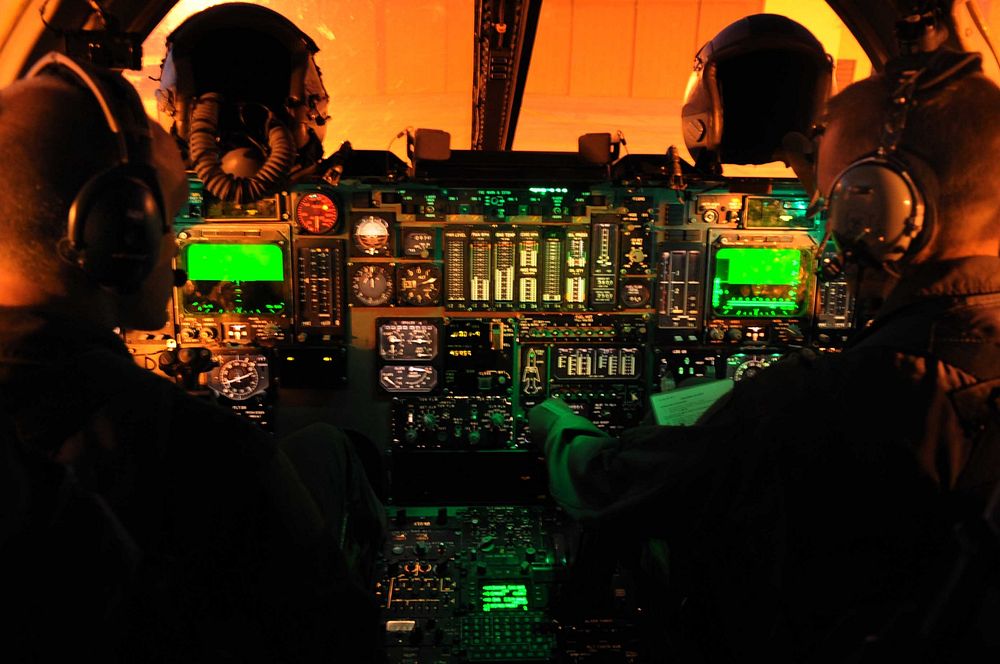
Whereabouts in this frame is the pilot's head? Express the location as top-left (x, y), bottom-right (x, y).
top-left (0, 55), bottom-right (188, 330)
top-left (816, 57), bottom-right (1000, 269)
top-left (155, 3), bottom-right (329, 203)
top-left (682, 13), bottom-right (833, 173)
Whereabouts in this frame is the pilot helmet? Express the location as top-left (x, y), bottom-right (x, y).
top-left (156, 3), bottom-right (330, 201)
top-left (682, 14), bottom-right (832, 173)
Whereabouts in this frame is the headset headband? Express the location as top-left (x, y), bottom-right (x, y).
top-left (879, 51), bottom-right (982, 157)
top-left (26, 52), bottom-right (153, 168)
top-left (19, 51), bottom-right (170, 295)
top-left (26, 52), bottom-right (168, 237)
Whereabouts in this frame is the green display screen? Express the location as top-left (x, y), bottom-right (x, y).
top-left (711, 247), bottom-right (808, 318)
top-left (181, 243), bottom-right (287, 315)
top-left (186, 244), bottom-right (285, 282)
top-left (743, 198), bottom-right (812, 228)
top-left (481, 584), bottom-right (529, 612)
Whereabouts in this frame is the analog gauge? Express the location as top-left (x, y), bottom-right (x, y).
top-left (397, 263), bottom-right (442, 306)
top-left (402, 229), bottom-right (435, 258)
top-left (350, 264), bottom-right (394, 306)
top-left (728, 353), bottom-right (782, 382)
top-left (378, 321), bottom-right (439, 361)
top-left (209, 355), bottom-right (269, 401)
top-left (733, 358), bottom-right (767, 382)
top-left (378, 365), bottom-right (438, 393)
top-left (296, 192), bottom-right (339, 234)
top-left (620, 280), bottom-right (651, 307)
top-left (353, 214), bottom-right (391, 255)
top-left (626, 246), bottom-right (647, 264)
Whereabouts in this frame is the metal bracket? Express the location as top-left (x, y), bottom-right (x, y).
top-left (472, 0), bottom-right (542, 151)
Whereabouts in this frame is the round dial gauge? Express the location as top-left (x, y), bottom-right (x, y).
top-left (296, 193), bottom-right (339, 234)
top-left (351, 264), bottom-right (394, 306)
top-left (621, 281), bottom-right (651, 307)
top-left (397, 264), bottom-right (441, 305)
top-left (733, 358), bottom-right (768, 382)
top-left (217, 358), bottom-right (260, 400)
top-left (354, 215), bottom-right (390, 255)
top-left (729, 354), bottom-right (781, 382)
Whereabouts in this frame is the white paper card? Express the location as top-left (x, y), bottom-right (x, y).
top-left (650, 378), bottom-right (734, 426)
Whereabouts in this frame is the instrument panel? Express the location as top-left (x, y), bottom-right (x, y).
top-left (121, 159), bottom-right (856, 663)
top-left (126, 167), bottom-right (853, 442)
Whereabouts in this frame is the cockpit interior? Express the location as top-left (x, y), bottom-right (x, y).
top-left (2, 1), bottom-right (998, 661)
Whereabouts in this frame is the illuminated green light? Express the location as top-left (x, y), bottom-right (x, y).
top-left (712, 247), bottom-right (807, 318)
top-left (481, 584), bottom-right (528, 612)
top-left (722, 299), bottom-right (798, 310)
top-left (715, 248), bottom-right (800, 285)
top-left (186, 244), bottom-right (284, 282)
top-left (528, 187), bottom-right (568, 194)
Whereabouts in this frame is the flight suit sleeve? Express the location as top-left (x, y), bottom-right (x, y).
top-left (529, 398), bottom-right (620, 519)
top-left (529, 396), bottom-right (740, 533)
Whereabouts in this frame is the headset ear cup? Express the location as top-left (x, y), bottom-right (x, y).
top-left (826, 156), bottom-right (927, 265)
top-left (68, 168), bottom-right (163, 291)
top-left (896, 151), bottom-right (938, 255)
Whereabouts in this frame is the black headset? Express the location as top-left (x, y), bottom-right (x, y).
top-left (824, 49), bottom-right (982, 268)
top-left (26, 52), bottom-right (167, 293)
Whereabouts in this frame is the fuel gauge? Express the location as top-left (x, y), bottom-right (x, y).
top-left (378, 320), bottom-right (439, 361)
top-left (378, 365), bottom-right (438, 393)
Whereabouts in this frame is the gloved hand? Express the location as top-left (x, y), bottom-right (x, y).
top-left (527, 397), bottom-right (576, 451)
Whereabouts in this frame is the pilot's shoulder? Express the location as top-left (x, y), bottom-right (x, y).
top-left (111, 355), bottom-right (277, 449)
